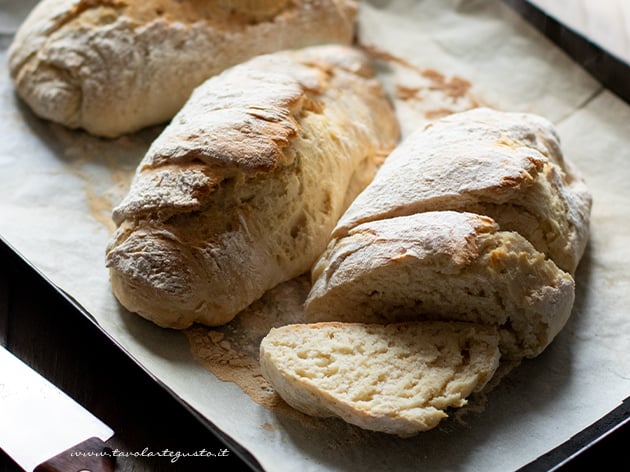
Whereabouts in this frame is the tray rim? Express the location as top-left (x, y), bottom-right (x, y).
top-left (505, 0), bottom-right (630, 105)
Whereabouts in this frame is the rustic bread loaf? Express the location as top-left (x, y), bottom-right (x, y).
top-left (105, 45), bottom-right (400, 328)
top-left (332, 107), bottom-right (592, 274)
top-left (304, 108), bottom-right (591, 359)
top-left (9, 0), bottom-right (358, 137)
top-left (259, 321), bottom-right (501, 437)
top-left (305, 211), bottom-right (575, 359)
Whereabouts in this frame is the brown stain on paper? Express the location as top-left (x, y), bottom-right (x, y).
top-left (85, 185), bottom-right (117, 233)
top-left (360, 44), bottom-right (485, 122)
top-left (61, 158), bottom-right (118, 234)
top-left (184, 275), bottom-right (321, 426)
top-left (53, 125), bottom-right (142, 235)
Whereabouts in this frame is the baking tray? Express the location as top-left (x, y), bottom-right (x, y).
top-left (1, 1), bottom-right (629, 470)
top-left (507, 0), bottom-right (630, 104)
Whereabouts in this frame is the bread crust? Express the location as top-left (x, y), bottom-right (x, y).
top-left (333, 107), bottom-right (592, 274)
top-left (9, 0), bottom-right (358, 137)
top-left (105, 45), bottom-right (400, 328)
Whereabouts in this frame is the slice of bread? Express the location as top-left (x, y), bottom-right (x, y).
top-left (259, 321), bottom-right (501, 437)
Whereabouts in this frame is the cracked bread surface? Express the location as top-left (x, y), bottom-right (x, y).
top-left (105, 45), bottom-right (400, 328)
top-left (259, 321), bottom-right (501, 437)
top-left (9, 0), bottom-right (358, 137)
top-left (333, 107), bottom-right (592, 274)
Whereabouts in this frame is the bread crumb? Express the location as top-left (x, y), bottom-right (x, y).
top-left (260, 422), bottom-right (276, 432)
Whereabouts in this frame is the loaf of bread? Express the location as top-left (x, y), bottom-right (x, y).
top-left (259, 321), bottom-right (501, 436)
top-left (9, 0), bottom-right (358, 137)
top-left (305, 108), bottom-right (591, 359)
top-left (105, 45), bottom-right (400, 328)
top-left (332, 107), bottom-right (592, 274)
top-left (305, 211), bottom-right (575, 359)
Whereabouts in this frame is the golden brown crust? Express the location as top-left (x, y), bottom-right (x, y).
top-left (332, 107), bottom-right (592, 274)
top-left (122, 0), bottom-right (294, 24)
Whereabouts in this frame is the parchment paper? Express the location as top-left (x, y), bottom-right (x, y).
top-left (1, 1), bottom-right (629, 471)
